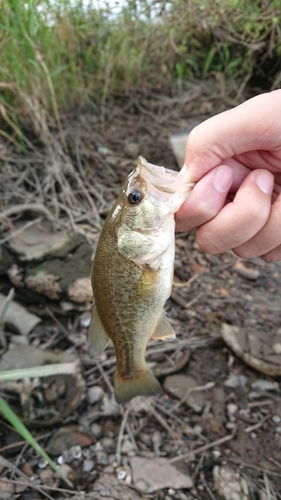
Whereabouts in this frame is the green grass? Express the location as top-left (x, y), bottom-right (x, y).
top-left (0, 0), bottom-right (281, 139)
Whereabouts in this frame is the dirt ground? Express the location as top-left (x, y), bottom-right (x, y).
top-left (0, 79), bottom-right (281, 500)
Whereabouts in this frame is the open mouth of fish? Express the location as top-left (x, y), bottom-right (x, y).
top-left (138, 156), bottom-right (194, 211)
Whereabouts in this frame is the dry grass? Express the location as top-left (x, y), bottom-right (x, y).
top-left (0, 0), bottom-right (280, 142)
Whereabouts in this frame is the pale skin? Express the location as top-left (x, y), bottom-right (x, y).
top-left (175, 89), bottom-right (281, 262)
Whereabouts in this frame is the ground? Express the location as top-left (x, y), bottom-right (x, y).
top-left (0, 79), bottom-right (281, 500)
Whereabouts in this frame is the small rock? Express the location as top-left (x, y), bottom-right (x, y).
top-left (273, 343), bottom-right (281, 354)
top-left (21, 462), bottom-right (34, 477)
top-left (130, 456), bottom-right (192, 493)
top-left (121, 439), bottom-right (135, 454)
top-left (79, 313), bottom-right (91, 328)
top-left (83, 459), bottom-right (94, 472)
top-left (96, 451), bottom-right (109, 465)
top-left (227, 403), bottom-right (238, 415)
top-left (47, 425), bottom-right (93, 455)
top-left (90, 423), bottom-right (102, 437)
top-left (103, 465), bottom-right (115, 474)
top-left (101, 437), bottom-right (116, 452)
top-left (224, 373), bottom-right (248, 388)
top-left (0, 293), bottom-right (41, 335)
top-left (273, 415), bottom-right (281, 423)
top-left (213, 465), bottom-right (249, 500)
top-left (251, 380), bottom-right (279, 392)
top-left (58, 463), bottom-right (74, 484)
top-left (0, 478), bottom-right (14, 495)
top-left (163, 374), bottom-right (205, 412)
top-left (117, 469), bottom-right (127, 480)
top-left (138, 432), bottom-right (152, 447)
top-left (39, 468), bottom-right (55, 486)
top-left (87, 386), bottom-right (104, 405)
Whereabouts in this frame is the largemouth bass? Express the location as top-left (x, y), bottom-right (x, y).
top-left (89, 157), bottom-right (193, 404)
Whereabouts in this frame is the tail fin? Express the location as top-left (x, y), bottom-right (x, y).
top-left (114, 368), bottom-right (162, 404)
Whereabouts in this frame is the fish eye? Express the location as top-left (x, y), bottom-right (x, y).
top-left (128, 190), bottom-right (143, 205)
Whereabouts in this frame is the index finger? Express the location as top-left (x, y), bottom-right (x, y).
top-left (181, 89), bottom-right (281, 183)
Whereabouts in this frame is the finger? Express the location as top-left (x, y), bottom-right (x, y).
top-left (175, 165), bottom-right (233, 232)
top-left (261, 244), bottom-right (281, 262)
top-left (181, 90), bottom-right (281, 183)
top-left (233, 194), bottom-right (281, 258)
top-left (196, 170), bottom-right (274, 253)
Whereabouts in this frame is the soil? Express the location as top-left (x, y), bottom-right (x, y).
top-left (0, 79), bottom-right (281, 500)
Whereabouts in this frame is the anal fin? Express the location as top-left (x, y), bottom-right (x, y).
top-left (88, 302), bottom-right (109, 359)
top-left (151, 311), bottom-right (176, 342)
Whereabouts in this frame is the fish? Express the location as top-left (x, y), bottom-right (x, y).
top-left (89, 156), bottom-right (194, 404)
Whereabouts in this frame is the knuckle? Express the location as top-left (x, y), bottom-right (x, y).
top-left (233, 246), bottom-right (254, 259)
top-left (261, 252), bottom-right (278, 263)
top-left (196, 230), bottom-right (219, 254)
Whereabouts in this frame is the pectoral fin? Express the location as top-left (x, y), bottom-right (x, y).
top-left (88, 302), bottom-right (109, 358)
top-left (151, 311), bottom-right (176, 342)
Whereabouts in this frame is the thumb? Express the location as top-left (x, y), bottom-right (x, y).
top-left (181, 90), bottom-right (281, 183)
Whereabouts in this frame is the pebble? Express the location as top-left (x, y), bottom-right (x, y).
top-left (87, 386), bottom-right (104, 404)
top-left (21, 462), bottom-right (34, 477)
top-left (273, 342), bottom-right (281, 354)
top-left (117, 470), bottom-right (126, 480)
top-left (121, 439), bottom-right (135, 453)
top-left (91, 423), bottom-right (102, 437)
top-left (213, 465), bottom-right (249, 500)
top-left (138, 432), bottom-right (152, 447)
top-left (96, 451), bottom-right (109, 465)
top-left (70, 445), bottom-right (82, 460)
top-left (273, 415), bottom-right (281, 423)
top-left (38, 458), bottom-right (48, 469)
top-left (39, 468), bottom-right (54, 486)
top-left (163, 374), bottom-right (206, 412)
top-left (251, 380), bottom-right (279, 392)
top-left (103, 465), bottom-right (115, 474)
top-left (83, 459), bottom-right (94, 472)
top-left (101, 437), bottom-right (115, 452)
top-left (227, 403), bottom-right (238, 415)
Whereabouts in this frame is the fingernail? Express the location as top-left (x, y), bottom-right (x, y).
top-left (213, 166), bottom-right (233, 193)
top-left (255, 171), bottom-right (273, 194)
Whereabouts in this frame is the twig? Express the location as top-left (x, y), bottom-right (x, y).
top-left (268, 457), bottom-right (281, 470)
top-left (167, 433), bottom-right (235, 464)
top-left (0, 456), bottom-right (55, 500)
top-left (225, 457), bottom-right (281, 478)
top-left (116, 406), bottom-right (130, 464)
top-left (0, 203), bottom-right (55, 223)
top-left (0, 288), bottom-right (15, 350)
top-left (172, 273), bottom-right (199, 288)
top-left (0, 433), bottom-right (51, 453)
top-left (0, 217), bottom-right (42, 245)
top-left (201, 472), bottom-right (217, 500)
top-left (0, 478), bottom-right (78, 495)
top-left (146, 400), bottom-right (179, 440)
top-left (174, 381), bottom-right (215, 411)
top-left (244, 414), bottom-right (272, 433)
top-left (95, 359), bottom-right (114, 394)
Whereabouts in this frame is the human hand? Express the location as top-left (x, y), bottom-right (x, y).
top-left (175, 89), bottom-right (281, 262)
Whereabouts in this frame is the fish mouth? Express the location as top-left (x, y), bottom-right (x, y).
top-left (138, 156), bottom-right (179, 193)
top-left (137, 156), bottom-right (194, 212)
